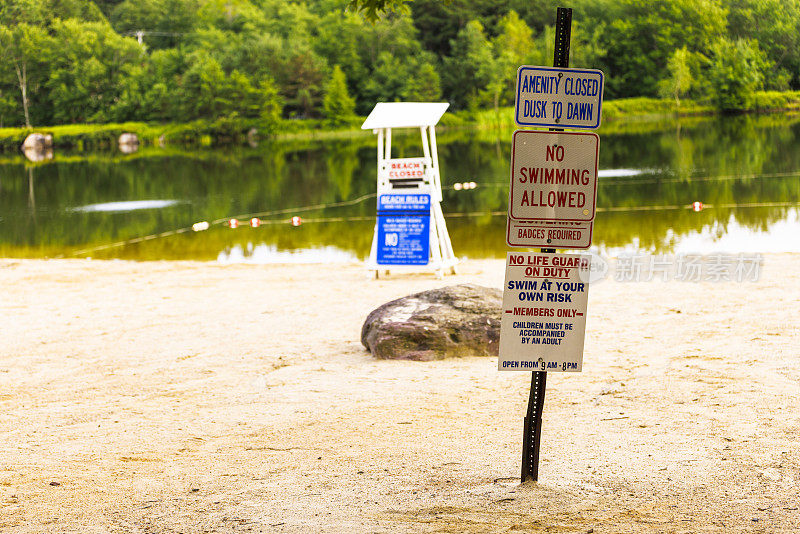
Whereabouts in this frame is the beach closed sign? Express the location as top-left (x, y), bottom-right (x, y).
top-left (515, 66), bottom-right (604, 129)
top-left (499, 252), bottom-right (590, 372)
top-left (509, 130), bottom-right (599, 222)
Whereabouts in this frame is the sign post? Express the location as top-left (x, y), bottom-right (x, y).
top-left (499, 6), bottom-right (604, 483)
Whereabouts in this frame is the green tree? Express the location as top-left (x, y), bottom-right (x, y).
top-left (597, 0), bottom-right (727, 98)
top-left (323, 65), bottom-right (356, 125)
top-left (705, 37), bottom-right (767, 111)
top-left (727, 0), bottom-right (800, 89)
top-left (0, 24), bottom-right (52, 127)
top-left (403, 63), bottom-right (441, 101)
top-left (488, 10), bottom-right (535, 110)
top-left (111, 0), bottom-right (199, 49)
top-left (46, 19), bottom-right (143, 123)
top-left (259, 76), bottom-right (283, 131)
top-left (442, 20), bottom-right (496, 110)
top-left (659, 47), bottom-right (694, 105)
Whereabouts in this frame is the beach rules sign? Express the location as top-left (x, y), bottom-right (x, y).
top-left (499, 252), bottom-right (590, 372)
top-left (376, 193), bottom-right (431, 265)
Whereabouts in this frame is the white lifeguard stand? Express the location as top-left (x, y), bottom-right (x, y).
top-left (362, 102), bottom-right (458, 278)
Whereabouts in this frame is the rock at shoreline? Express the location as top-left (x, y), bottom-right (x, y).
top-left (22, 133), bottom-right (54, 162)
top-left (119, 133), bottom-right (139, 154)
top-left (22, 133), bottom-right (53, 151)
top-left (361, 284), bottom-right (501, 361)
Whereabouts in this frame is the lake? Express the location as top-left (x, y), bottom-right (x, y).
top-left (2, 114), bottom-right (799, 262)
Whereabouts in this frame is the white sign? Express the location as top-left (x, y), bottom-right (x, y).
top-left (378, 157), bottom-right (428, 191)
top-left (515, 66), bottom-right (604, 129)
top-left (506, 219), bottom-right (593, 249)
top-left (508, 130), bottom-right (599, 222)
top-left (499, 252), bottom-right (590, 372)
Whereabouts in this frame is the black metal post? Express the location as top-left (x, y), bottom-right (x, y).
top-left (520, 5), bottom-right (572, 483)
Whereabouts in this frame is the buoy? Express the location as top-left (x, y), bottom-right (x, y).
top-left (250, 217), bottom-right (261, 227)
top-left (192, 221), bottom-right (210, 232)
top-left (467, 181), bottom-right (477, 189)
top-left (453, 183), bottom-right (463, 190)
top-left (291, 216), bottom-right (302, 226)
top-left (692, 201), bottom-right (704, 212)
top-left (228, 218), bottom-right (239, 228)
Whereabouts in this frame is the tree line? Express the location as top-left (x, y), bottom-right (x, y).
top-left (2, 0), bottom-right (799, 129)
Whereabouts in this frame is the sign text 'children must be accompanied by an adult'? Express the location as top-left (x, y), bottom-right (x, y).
top-left (515, 66), bottom-right (604, 129)
top-left (499, 252), bottom-right (590, 372)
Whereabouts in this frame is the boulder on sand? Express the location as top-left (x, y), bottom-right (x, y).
top-left (361, 284), bottom-right (501, 361)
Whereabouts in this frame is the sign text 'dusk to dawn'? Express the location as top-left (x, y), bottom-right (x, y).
top-left (515, 66), bottom-right (604, 129)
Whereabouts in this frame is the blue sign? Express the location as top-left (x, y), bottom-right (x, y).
top-left (515, 66), bottom-right (604, 129)
top-left (376, 194), bottom-right (430, 265)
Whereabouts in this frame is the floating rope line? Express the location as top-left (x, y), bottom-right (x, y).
top-left (67, 193), bottom-right (378, 257)
top-left (66, 198), bottom-right (800, 257)
top-left (208, 192), bottom-right (378, 226)
top-left (462, 170), bottom-right (800, 189)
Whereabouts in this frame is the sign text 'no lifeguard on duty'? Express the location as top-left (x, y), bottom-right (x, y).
top-left (515, 66), bottom-right (604, 129)
top-left (499, 252), bottom-right (590, 372)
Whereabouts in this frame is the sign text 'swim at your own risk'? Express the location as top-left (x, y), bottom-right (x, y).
top-left (509, 130), bottom-right (599, 222)
top-left (499, 252), bottom-right (590, 372)
top-left (515, 66), bottom-right (604, 129)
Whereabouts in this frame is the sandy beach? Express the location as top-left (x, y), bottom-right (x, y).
top-left (1, 255), bottom-right (799, 533)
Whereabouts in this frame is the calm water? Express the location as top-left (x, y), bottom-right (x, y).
top-left (2, 115), bottom-right (800, 262)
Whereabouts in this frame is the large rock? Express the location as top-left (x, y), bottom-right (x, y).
top-left (22, 133), bottom-right (54, 162)
top-left (22, 133), bottom-right (53, 151)
top-left (361, 284), bottom-right (501, 361)
top-left (118, 133), bottom-right (139, 154)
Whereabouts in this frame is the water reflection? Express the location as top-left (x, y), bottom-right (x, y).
top-left (71, 200), bottom-right (183, 212)
top-left (673, 209), bottom-right (800, 253)
top-left (217, 243), bottom-right (359, 264)
top-left (0, 114), bottom-right (799, 260)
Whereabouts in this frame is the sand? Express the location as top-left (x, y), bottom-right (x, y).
top-left (1, 255), bottom-right (799, 533)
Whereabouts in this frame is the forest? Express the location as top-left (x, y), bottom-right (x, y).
top-left (2, 0), bottom-right (800, 129)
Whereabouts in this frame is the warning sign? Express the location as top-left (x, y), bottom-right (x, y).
top-left (499, 252), bottom-right (590, 372)
top-left (376, 194), bottom-right (430, 265)
top-left (508, 130), bottom-right (599, 222)
top-left (515, 66), bottom-right (604, 129)
top-left (506, 219), bottom-right (592, 249)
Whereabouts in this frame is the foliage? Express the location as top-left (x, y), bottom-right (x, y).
top-left (705, 38), bottom-right (768, 111)
top-left (323, 66), bottom-right (357, 125)
top-left (658, 47), bottom-right (694, 105)
top-left (3, 0), bottom-right (800, 129)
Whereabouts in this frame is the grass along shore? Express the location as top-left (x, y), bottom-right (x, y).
top-left (4, 92), bottom-right (800, 152)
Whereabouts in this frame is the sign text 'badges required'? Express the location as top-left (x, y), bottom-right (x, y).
top-left (509, 130), bottom-right (599, 222)
top-left (515, 66), bottom-right (604, 129)
top-left (499, 252), bottom-right (590, 372)
top-left (506, 219), bottom-right (592, 249)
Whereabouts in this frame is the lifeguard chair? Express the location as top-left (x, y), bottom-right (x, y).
top-left (361, 102), bottom-right (458, 278)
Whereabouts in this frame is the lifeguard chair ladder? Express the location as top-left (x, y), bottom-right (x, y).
top-left (361, 102), bottom-right (458, 278)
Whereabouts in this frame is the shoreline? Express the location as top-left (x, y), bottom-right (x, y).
top-left (2, 256), bottom-right (799, 532)
top-left (4, 93), bottom-right (800, 152)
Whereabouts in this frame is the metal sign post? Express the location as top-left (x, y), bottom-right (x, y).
top-left (521, 5), bottom-right (571, 483)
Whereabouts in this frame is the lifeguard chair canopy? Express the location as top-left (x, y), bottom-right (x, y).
top-left (361, 102), bottom-right (449, 130)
